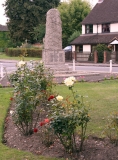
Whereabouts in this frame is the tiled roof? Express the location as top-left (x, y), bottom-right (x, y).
top-left (70, 33), bottom-right (118, 45)
top-left (0, 24), bottom-right (8, 31)
top-left (81, 0), bottom-right (118, 24)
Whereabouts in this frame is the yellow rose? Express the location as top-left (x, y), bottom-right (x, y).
top-left (64, 77), bottom-right (74, 87)
top-left (40, 60), bottom-right (43, 64)
top-left (69, 76), bottom-right (76, 82)
top-left (56, 95), bottom-right (63, 101)
top-left (17, 60), bottom-right (25, 67)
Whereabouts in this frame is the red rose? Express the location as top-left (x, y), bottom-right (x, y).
top-left (39, 121), bottom-right (45, 126)
top-left (33, 128), bottom-right (38, 133)
top-left (48, 95), bottom-right (55, 101)
top-left (10, 97), bottom-right (13, 101)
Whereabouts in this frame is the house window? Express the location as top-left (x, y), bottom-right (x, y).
top-left (76, 45), bottom-right (83, 53)
top-left (85, 24), bottom-right (93, 34)
top-left (102, 24), bottom-right (110, 33)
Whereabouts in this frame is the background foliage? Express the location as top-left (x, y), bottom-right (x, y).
top-left (94, 44), bottom-right (111, 63)
top-left (0, 31), bottom-right (9, 51)
top-left (4, 0), bottom-right (60, 44)
top-left (58, 0), bottom-right (91, 47)
top-left (68, 30), bottom-right (81, 44)
top-left (5, 48), bottom-right (42, 57)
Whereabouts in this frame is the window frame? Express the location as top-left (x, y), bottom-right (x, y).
top-left (102, 23), bottom-right (110, 33)
top-left (76, 45), bottom-right (83, 53)
top-left (85, 24), bottom-right (93, 34)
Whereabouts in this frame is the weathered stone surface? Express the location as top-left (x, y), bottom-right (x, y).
top-left (43, 50), bottom-right (65, 65)
top-left (44, 9), bottom-right (62, 50)
top-left (43, 8), bottom-right (65, 65)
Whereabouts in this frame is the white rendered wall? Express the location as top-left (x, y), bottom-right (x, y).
top-left (98, 24), bottom-right (102, 33)
top-left (83, 45), bottom-right (91, 52)
top-left (82, 25), bottom-right (85, 34)
top-left (110, 23), bottom-right (118, 32)
top-left (93, 25), bottom-right (97, 33)
top-left (93, 24), bottom-right (102, 33)
top-left (81, 23), bottom-right (118, 35)
top-left (94, 23), bottom-right (118, 33)
top-left (82, 24), bottom-right (102, 34)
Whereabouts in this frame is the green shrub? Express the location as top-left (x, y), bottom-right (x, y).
top-left (0, 32), bottom-right (9, 51)
top-left (48, 77), bottom-right (90, 153)
top-left (93, 44), bottom-right (110, 63)
top-left (9, 61), bottom-right (54, 135)
top-left (104, 112), bottom-right (118, 145)
top-left (5, 48), bottom-right (42, 57)
top-left (68, 30), bottom-right (81, 44)
top-left (0, 48), bottom-right (4, 52)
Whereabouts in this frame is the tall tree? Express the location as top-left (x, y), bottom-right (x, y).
top-left (32, 24), bottom-right (45, 43)
top-left (4, 0), bottom-right (60, 44)
top-left (58, 0), bottom-right (91, 47)
top-left (68, 30), bottom-right (81, 44)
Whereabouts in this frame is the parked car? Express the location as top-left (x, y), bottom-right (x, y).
top-left (63, 46), bottom-right (72, 52)
top-left (63, 46), bottom-right (72, 60)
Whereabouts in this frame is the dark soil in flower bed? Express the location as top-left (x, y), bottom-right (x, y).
top-left (3, 102), bottom-right (118, 160)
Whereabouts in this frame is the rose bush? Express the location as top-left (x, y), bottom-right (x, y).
top-left (9, 60), bottom-right (90, 155)
top-left (48, 77), bottom-right (90, 153)
top-left (9, 61), bottom-right (54, 135)
top-left (104, 112), bottom-right (118, 145)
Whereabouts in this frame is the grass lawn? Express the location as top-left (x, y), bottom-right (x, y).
top-left (55, 80), bottom-right (118, 137)
top-left (0, 80), bottom-right (118, 159)
top-left (0, 52), bottom-right (41, 61)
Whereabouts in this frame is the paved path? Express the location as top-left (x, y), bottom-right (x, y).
top-left (0, 60), bottom-right (118, 86)
top-left (1, 72), bottom-right (118, 87)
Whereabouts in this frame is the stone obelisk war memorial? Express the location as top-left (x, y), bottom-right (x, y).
top-left (42, 8), bottom-right (69, 71)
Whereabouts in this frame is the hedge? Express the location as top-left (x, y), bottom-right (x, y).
top-left (0, 31), bottom-right (9, 51)
top-left (5, 48), bottom-right (42, 58)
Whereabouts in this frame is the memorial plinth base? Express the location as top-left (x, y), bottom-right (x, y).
top-left (43, 49), bottom-right (65, 65)
top-left (45, 64), bottom-right (70, 73)
top-left (43, 49), bottom-right (71, 72)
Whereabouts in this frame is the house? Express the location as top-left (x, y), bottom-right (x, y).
top-left (0, 24), bottom-right (8, 32)
top-left (70, 0), bottom-right (118, 62)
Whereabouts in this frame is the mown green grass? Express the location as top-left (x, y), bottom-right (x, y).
top-left (0, 52), bottom-right (41, 61)
top-left (0, 80), bottom-right (118, 159)
top-left (55, 80), bottom-right (118, 137)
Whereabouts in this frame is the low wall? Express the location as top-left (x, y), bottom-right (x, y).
top-left (76, 52), bottom-right (93, 62)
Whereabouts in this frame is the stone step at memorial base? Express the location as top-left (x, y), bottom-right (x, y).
top-left (54, 72), bottom-right (100, 83)
top-left (54, 71), bottom-right (99, 77)
top-left (45, 64), bottom-right (70, 72)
